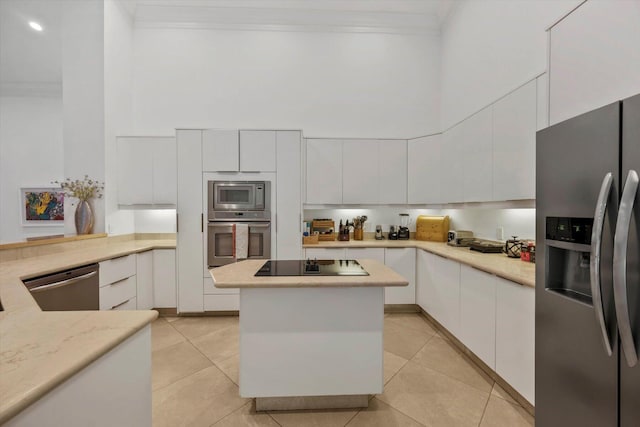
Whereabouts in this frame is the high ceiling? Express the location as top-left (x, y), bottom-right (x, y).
top-left (0, 0), bottom-right (452, 88)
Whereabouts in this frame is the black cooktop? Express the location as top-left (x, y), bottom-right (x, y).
top-left (255, 260), bottom-right (369, 277)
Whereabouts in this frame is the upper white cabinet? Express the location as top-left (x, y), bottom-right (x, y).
top-left (202, 129), bottom-right (276, 172)
top-left (462, 107), bottom-right (493, 202)
top-left (306, 139), bottom-right (343, 204)
top-left (379, 140), bottom-right (407, 204)
top-left (493, 80), bottom-right (537, 201)
top-left (202, 129), bottom-right (238, 172)
top-left (306, 138), bottom-right (407, 205)
top-left (343, 140), bottom-right (379, 204)
top-left (117, 137), bottom-right (176, 206)
top-left (276, 131), bottom-right (303, 260)
top-left (408, 135), bottom-right (442, 204)
top-left (549, 0), bottom-right (640, 125)
top-left (240, 130), bottom-right (276, 172)
top-left (440, 124), bottom-right (464, 203)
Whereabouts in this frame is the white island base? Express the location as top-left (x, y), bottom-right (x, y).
top-left (240, 286), bottom-right (384, 410)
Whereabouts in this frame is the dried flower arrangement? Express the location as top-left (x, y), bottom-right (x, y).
top-left (53, 175), bottom-right (104, 202)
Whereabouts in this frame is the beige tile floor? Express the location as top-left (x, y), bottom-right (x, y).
top-left (152, 313), bottom-right (534, 427)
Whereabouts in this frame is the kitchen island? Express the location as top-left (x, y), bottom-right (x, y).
top-left (210, 258), bottom-right (408, 411)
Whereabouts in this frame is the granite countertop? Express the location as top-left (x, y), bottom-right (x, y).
top-left (0, 238), bottom-right (176, 424)
top-left (303, 240), bottom-right (535, 288)
top-left (211, 259), bottom-right (409, 288)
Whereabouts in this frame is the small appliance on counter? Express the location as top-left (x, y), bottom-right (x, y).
top-left (375, 225), bottom-right (384, 240)
top-left (447, 230), bottom-right (475, 247)
top-left (468, 240), bottom-right (504, 253)
top-left (416, 215), bottom-right (450, 242)
top-left (398, 213), bottom-right (410, 240)
top-left (388, 225), bottom-right (398, 240)
top-left (504, 236), bottom-right (523, 258)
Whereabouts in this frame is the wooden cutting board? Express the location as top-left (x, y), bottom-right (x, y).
top-left (416, 215), bottom-right (450, 242)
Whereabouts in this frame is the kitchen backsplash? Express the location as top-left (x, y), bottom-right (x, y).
top-left (304, 207), bottom-right (536, 242)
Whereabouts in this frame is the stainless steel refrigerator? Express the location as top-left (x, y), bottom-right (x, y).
top-left (536, 93), bottom-right (640, 426)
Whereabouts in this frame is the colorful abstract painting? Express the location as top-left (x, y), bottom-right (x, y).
top-left (21, 188), bottom-right (64, 225)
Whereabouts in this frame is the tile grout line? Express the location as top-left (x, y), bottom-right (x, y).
top-left (477, 392), bottom-right (493, 427)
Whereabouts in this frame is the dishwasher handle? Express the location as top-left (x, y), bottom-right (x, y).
top-left (29, 271), bottom-right (98, 293)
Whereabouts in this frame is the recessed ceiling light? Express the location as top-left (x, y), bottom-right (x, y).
top-left (29, 21), bottom-right (43, 32)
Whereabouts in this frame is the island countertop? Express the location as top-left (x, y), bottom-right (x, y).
top-left (211, 259), bottom-right (408, 288)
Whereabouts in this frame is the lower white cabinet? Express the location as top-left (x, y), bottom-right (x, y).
top-left (136, 251), bottom-right (153, 310)
top-left (417, 250), bottom-right (461, 337)
top-left (204, 294), bottom-right (240, 311)
top-left (99, 276), bottom-right (137, 310)
top-left (384, 248), bottom-right (416, 304)
top-left (304, 248), bottom-right (346, 260)
top-left (460, 265), bottom-right (496, 369)
top-left (345, 247), bottom-right (385, 263)
top-left (496, 276), bottom-right (535, 404)
top-left (153, 249), bottom-right (177, 308)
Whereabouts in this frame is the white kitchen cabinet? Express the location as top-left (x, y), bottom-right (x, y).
top-left (492, 80), bottom-right (537, 201)
top-left (416, 250), bottom-right (461, 336)
top-left (136, 250), bottom-right (154, 310)
top-left (240, 130), bottom-right (276, 172)
top-left (99, 276), bottom-right (137, 310)
top-left (153, 249), bottom-right (177, 309)
top-left (463, 107), bottom-right (493, 202)
top-left (342, 140), bottom-right (379, 204)
top-left (536, 73), bottom-right (549, 131)
top-left (117, 137), bottom-right (176, 206)
top-left (459, 265), bottom-right (496, 369)
top-left (177, 129), bottom-right (204, 313)
top-left (204, 294), bottom-right (239, 311)
top-left (440, 124), bottom-right (464, 203)
top-left (384, 247), bottom-right (416, 304)
top-left (345, 247), bottom-right (385, 263)
top-left (202, 129), bottom-right (238, 172)
top-left (304, 247), bottom-right (346, 260)
top-left (549, 0), bottom-right (640, 125)
top-left (408, 135), bottom-right (442, 204)
top-left (496, 276), bottom-right (535, 405)
top-left (276, 131), bottom-right (302, 259)
top-left (306, 139), bottom-right (343, 204)
top-left (379, 140), bottom-right (407, 204)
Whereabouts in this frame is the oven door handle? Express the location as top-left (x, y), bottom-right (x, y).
top-left (248, 223), bottom-right (271, 229)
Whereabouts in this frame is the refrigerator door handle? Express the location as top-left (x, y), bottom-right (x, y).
top-left (614, 169), bottom-right (639, 367)
top-left (590, 172), bottom-right (614, 356)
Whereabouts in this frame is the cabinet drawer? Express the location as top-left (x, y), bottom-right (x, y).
top-left (204, 294), bottom-right (239, 311)
top-left (99, 254), bottom-right (136, 287)
top-left (112, 297), bottom-right (137, 311)
top-left (204, 277), bottom-right (239, 295)
top-left (100, 276), bottom-right (137, 310)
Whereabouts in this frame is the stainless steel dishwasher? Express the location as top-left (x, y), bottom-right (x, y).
top-left (24, 263), bottom-right (99, 311)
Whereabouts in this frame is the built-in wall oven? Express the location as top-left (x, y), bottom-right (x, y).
top-left (207, 181), bottom-right (271, 267)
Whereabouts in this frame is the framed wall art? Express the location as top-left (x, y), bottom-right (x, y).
top-left (20, 187), bottom-right (65, 226)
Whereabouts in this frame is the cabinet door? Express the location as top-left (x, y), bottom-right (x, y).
top-left (153, 249), bottom-right (177, 309)
top-left (463, 107), bottom-right (493, 202)
top-left (117, 137), bottom-right (153, 205)
top-left (549, 0), bottom-right (640, 125)
top-left (136, 250), bottom-right (154, 310)
top-left (496, 277), bottom-right (535, 404)
top-left (240, 130), bottom-right (276, 172)
top-left (345, 247), bottom-right (385, 263)
top-left (304, 248), bottom-right (345, 260)
top-left (202, 129), bottom-right (239, 172)
top-left (440, 125), bottom-right (464, 203)
top-left (276, 131), bottom-right (302, 259)
top-left (342, 140), bottom-right (379, 204)
top-left (419, 251), bottom-right (460, 335)
top-left (493, 80), bottom-right (536, 201)
top-left (306, 139), bottom-right (342, 204)
top-left (408, 135), bottom-right (442, 204)
top-left (152, 137), bottom-right (177, 205)
top-left (176, 130), bottom-right (204, 312)
top-left (379, 140), bottom-right (407, 204)
top-left (459, 265), bottom-right (496, 369)
top-left (384, 248), bottom-right (416, 304)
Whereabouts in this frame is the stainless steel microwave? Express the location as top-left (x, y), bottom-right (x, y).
top-left (208, 181), bottom-right (270, 219)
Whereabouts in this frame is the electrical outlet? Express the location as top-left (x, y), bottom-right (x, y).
top-left (496, 226), bottom-right (504, 240)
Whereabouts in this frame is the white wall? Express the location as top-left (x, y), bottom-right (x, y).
top-left (440, 0), bottom-right (580, 130)
top-left (104, 0), bottom-right (135, 235)
top-left (0, 95), bottom-right (65, 243)
top-left (132, 28), bottom-right (440, 138)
